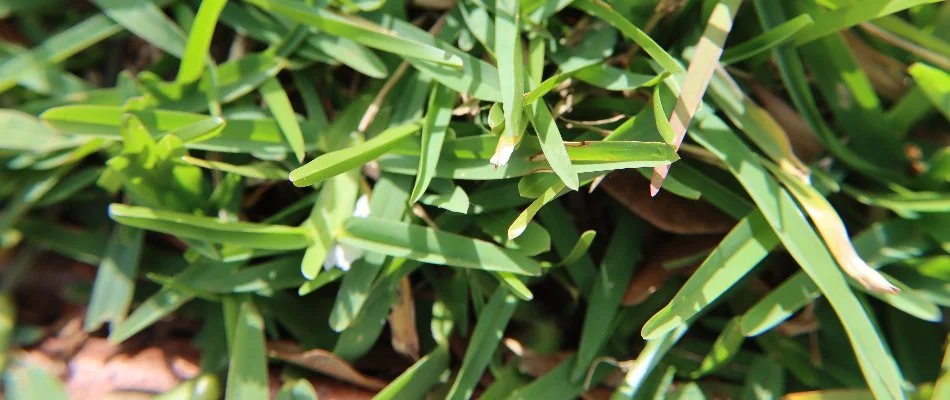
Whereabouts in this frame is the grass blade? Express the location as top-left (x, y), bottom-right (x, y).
top-left (721, 14), bottom-right (814, 65)
top-left (109, 203), bottom-right (310, 250)
top-left (177, 0), bottom-right (227, 83)
top-left (410, 83), bottom-right (455, 203)
top-left (290, 122), bottom-right (421, 187)
top-left (226, 299), bottom-right (269, 400)
top-left (84, 225), bottom-right (144, 332)
top-left (572, 217), bottom-right (644, 381)
top-left (339, 216), bottom-right (542, 276)
top-left (245, 0), bottom-right (462, 66)
top-left (792, 0), bottom-right (942, 46)
top-left (491, 0), bottom-right (525, 168)
top-left (446, 286), bottom-right (519, 400)
top-left (91, 0), bottom-right (187, 58)
top-left (259, 76), bottom-right (306, 162)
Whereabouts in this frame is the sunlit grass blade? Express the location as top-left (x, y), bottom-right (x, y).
top-left (91, 0), bottom-right (187, 58)
top-left (612, 325), bottom-right (689, 399)
top-left (691, 115), bottom-right (906, 400)
top-left (649, 0), bottom-right (742, 196)
top-left (763, 162), bottom-right (895, 293)
top-left (908, 62), bottom-right (950, 120)
top-left (259, 76), bottom-right (306, 162)
top-left (572, 217), bottom-right (644, 381)
top-left (491, 0), bottom-right (525, 168)
top-left (641, 212), bottom-right (775, 339)
top-left (571, 0), bottom-right (683, 75)
top-left (446, 286), bottom-right (518, 400)
top-left (182, 156), bottom-right (288, 180)
top-left (245, 0), bottom-right (462, 67)
top-left (740, 219), bottom-right (934, 336)
top-left (721, 14), bottom-right (813, 65)
top-left (529, 97), bottom-right (578, 191)
top-left (41, 105), bottom-right (317, 155)
top-left (792, 0), bottom-right (942, 46)
top-left (410, 83), bottom-right (455, 203)
top-left (84, 225), bottom-right (144, 332)
top-left (226, 299), bottom-right (269, 400)
top-left (290, 122), bottom-right (421, 187)
top-left (338, 217), bottom-right (542, 276)
top-left (177, 0), bottom-right (227, 83)
top-left (109, 203), bottom-right (309, 250)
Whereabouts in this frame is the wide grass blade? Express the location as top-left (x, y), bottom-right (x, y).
top-left (259, 76), bottom-right (306, 162)
top-left (225, 299), bottom-right (269, 400)
top-left (410, 83), bottom-right (455, 203)
top-left (339, 217), bottom-right (541, 275)
top-left (109, 203), bottom-right (310, 250)
top-left (177, 0), bottom-right (228, 83)
top-left (245, 0), bottom-right (462, 67)
top-left (290, 122), bottom-right (421, 187)
top-left (91, 0), bottom-right (187, 58)
top-left (84, 225), bottom-right (144, 332)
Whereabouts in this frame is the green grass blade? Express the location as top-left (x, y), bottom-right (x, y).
top-left (339, 216), bottom-right (541, 275)
top-left (721, 14), bottom-right (814, 65)
top-left (109, 203), bottom-right (310, 250)
top-left (691, 318), bottom-right (745, 378)
top-left (373, 346), bottom-right (449, 399)
top-left (611, 325), bottom-right (688, 400)
top-left (739, 356), bottom-right (785, 400)
top-left (290, 122), bottom-right (421, 187)
top-left (691, 115), bottom-right (906, 400)
top-left (792, 0), bottom-right (942, 46)
top-left (410, 83), bottom-right (455, 203)
top-left (491, 0), bottom-right (525, 167)
top-left (177, 0), bottom-right (227, 83)
top-left (109, 262), bottom-right (218, 343)
top-left (571, 0), bottom-right (684, 75)
top-left (508, 181), bottom-right (567, 240)
top-left (446, 286), bottom-right (519, 400)
top-left (572, 217), bottom-right (644, 381)
top-left (0, 14), bottom-right (121, 94)
top-left (529, 97), bottom-right (578, 191)
top-left (740, 219), bottom-right (934, 335)
top-left (225, 299), bottom-right (269, 400)
top-left (84, 225), bottom-right (144, 332)
top-left (41, 105), bottom-right (316, 155)
top-left (259, 76), bottom-right (306, 162)
top-left (641, 212), bottom-right (776, 340)
top-left (908, 62), bottom-right (950, 120)
top-left (91, 0), bottom-right (187, 58)
top-left (245, 0), bottom-right (462, 66)
top-left (182, 156), bottom-right (288, 180)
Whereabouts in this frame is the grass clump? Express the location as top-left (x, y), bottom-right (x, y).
top-left (0, 0), bottom-right (948, 399)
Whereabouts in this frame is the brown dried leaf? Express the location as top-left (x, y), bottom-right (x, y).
top-left (623, 235), bottom-right (722, 305)
top-left (388, 277), bottom-right (420, 361)
top-left (37, 338), bottom-right (201, 400)
top-left (267, 341), bottom-right (389, 391)
top-left (601, 172), bottom-right (735, 235)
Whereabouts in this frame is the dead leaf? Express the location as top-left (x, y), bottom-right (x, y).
top-left (43, 338), bottom-right (200, 400)
top-left (388, 277), bottom-right (420, 361)
top-left (623, 235), bottom-right (722, 305)
top-left (601, 172), bottom-right (735, 235)
top-left (267, 341), bottom-right (389, 391)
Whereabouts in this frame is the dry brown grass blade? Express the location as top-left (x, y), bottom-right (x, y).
top-left (601, 172), bottom-right (735, 235)
top-left (748, 82), bottom-right (824, 163)
top-left (388, 276), bottom-right (420, 361)
top-left (267, 341), bottom-right (389, 390)
top-left (650, 0), bottom-right (743, 196)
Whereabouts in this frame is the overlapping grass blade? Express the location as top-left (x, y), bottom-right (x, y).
top-left (91, 0), bottom-right (187, 58)
top-left (177, 0), bottom-right (227, 83)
